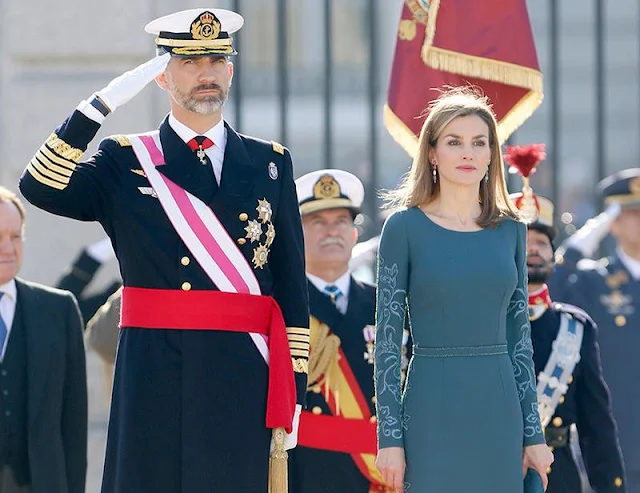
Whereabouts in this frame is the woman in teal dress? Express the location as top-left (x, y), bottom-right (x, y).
top-left (374, 88), bottom-right (554, 492)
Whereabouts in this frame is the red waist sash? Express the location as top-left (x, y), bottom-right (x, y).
top-left (120, 287), bottom-right (296, 432)
top-left (298, 411), bottom-right (377, 454)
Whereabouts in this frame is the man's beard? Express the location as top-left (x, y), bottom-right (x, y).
top-left (527, 257), bottom-right (554, 285)
top-left (173, 83), bottom-right (228, 115)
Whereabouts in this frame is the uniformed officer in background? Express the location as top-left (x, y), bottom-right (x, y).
top-left (510, 188), bottom-right (626, 493)
top-left (289, 170), bottom-right (408, 493)
top-left (551, 168), bottom-right (640, 491)
top-left (19, 8), bottom-right (308, 493)
top-left (55, 237), bottom-right (120, 323)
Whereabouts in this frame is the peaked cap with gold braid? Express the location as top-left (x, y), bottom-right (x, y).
top-left (145, 8), bottom-right (243, 57)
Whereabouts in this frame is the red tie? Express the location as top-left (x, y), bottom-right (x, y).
top-left (187, 136), bottom-right (215, 151)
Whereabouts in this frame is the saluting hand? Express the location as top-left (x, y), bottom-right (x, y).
top-left (376, 446), bottom-right (406, 492)
top-left (94, 53), bottom-right (171, 114)
top-left (523, 443), bottom-right (554, 491)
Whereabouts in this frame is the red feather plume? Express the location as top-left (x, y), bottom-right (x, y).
top-left (504, 144), bottom-right (547, 178)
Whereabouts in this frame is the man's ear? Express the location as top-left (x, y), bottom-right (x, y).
top-left (228, 60), bottom-right (234, 82)
top-left (155, 71), bottom-right (169, 90)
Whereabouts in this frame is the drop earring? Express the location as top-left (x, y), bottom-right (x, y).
top-left (484, 165), bottom-right (489, 183)
top-left (432, 164), bottom-right (437, 184)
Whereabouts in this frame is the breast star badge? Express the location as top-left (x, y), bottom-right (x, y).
top-left (256, 198), bottom-right (273, 223)
top-left (252, 244), bottom-right (269, 269)
top-left (265, 223), bottom-right (276, 247)
top-left (244, 220), bottom-right (263, 243)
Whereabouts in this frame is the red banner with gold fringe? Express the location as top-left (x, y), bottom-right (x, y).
top-left (385, 0), bottom-right (543, 157)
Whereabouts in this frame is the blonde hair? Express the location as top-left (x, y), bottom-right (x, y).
top-left (383, 87), bottom-right (520, 228)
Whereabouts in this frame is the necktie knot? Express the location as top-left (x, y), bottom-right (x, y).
top-left (187, 136), bottom-right (214, 151)
top-left (324, 285), bottom-right (343, 304)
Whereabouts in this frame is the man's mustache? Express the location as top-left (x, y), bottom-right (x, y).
top-left (319, 237), bottom-right (345, 247)
top-left (191, 84), bottom-right (223, 95)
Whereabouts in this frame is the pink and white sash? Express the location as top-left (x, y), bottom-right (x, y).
top-left (129, 131), bottom-right (269, 362)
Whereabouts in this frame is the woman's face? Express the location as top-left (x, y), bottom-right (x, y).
top-left (429, 114), bottom-right (491, 187)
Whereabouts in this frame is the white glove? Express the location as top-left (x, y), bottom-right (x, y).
top-left (86, 237), bottom-right (115, 263)
top-left (78, 53), bottom-right (170, 123)
top-left (563, 203), bottom-right (621, 257)
top-left (270, 404), bottom-right (302, 452)
top-left (349, 236), bottom-right (380, 271)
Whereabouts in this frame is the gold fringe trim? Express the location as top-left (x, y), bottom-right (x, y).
top-left (383, 103), bottom-right (419, 159)
top-left (497, 89), bottom-right (544, 144)
top-left (423, 47), bottom-right (543, 93)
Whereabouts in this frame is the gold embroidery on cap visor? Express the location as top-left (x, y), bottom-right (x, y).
top-left (299, 198), bottom-right (356, 215)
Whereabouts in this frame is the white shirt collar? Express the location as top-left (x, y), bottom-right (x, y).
top-left (617, 247), bottom-right (640, 280)
top-left (168, 113), bottom-right (226, 151)
top-left (307, 271), bottom-right (352, 298)
top-left (0, 279), bottom-right (17, 302)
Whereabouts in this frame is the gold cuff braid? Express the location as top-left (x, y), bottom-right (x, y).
top-left (292, 358), bottom-right (308, 374)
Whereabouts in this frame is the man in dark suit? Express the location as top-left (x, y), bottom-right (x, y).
top-left (551, 169), bottom-right (640, 490)
top-left (0, 186), bottom-right (87, 493)
top-left (19, 8), bottom-right (308, 493)
top-left (510, 189), bottom-right (626, 493)
top-left (289, 170), bottom-right (408, 492)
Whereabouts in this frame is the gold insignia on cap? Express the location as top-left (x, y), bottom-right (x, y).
top-left (191, 11), bottom-right (221, 40)
top-left (252, 244), bottom-right (269, 269)
top-left (630, 177), bottom-right (640, 195)
top-left (313, 174), bottom-right (341, 200)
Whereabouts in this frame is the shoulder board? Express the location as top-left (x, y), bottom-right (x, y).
top-left (108, 134), bottom-right (132, 147)
top-left (552, 302), bottom-right (595, 327)
top-left (271, 141), bottom-right (285, 155)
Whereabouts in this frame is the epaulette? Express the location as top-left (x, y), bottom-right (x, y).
top-left (108, 134), bottom-right (132, 147)
top-left (552, 302), bottom-right (595, 328)
top-left (271, 141), bottom-right (284, 155)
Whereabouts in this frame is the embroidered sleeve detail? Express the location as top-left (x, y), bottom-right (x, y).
top-left (508, 223), bottom-right (544, 445)
top-left (374, 211), bottom-right (410, 449)
top-left (375, 257), bottom-right (407, 442)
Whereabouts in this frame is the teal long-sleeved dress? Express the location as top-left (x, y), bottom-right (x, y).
top-left (374, 207), bottom-right (545, 492)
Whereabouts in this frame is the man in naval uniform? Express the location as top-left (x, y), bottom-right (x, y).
top-left (289, 170), bottom-right (408, 493)
top-left (510, 191), bottom-right (626, 493)
top-left (550, 169), bottom-right (640, 491)
top-left (19, 8), bottom-right (309, 493)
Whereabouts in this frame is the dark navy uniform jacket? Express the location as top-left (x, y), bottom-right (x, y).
top-left (531, 302), bottom-right (626, 492)
top-left (19, 111), bottom-right (309, 493)
top-left (290, 278), bottom-right (377, 493)
top-left (551, 247), bottom-right (640, 484)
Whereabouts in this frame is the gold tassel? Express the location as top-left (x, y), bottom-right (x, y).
top-left (268, 427), bottom-right (288, 493)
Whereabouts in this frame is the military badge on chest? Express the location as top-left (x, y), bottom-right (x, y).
top-left (238, 198), bottom-right (276, 269)
top-left (601, 269), bottom-right (634, 326)
top-left (363, 325), bottom-right (375, 364)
